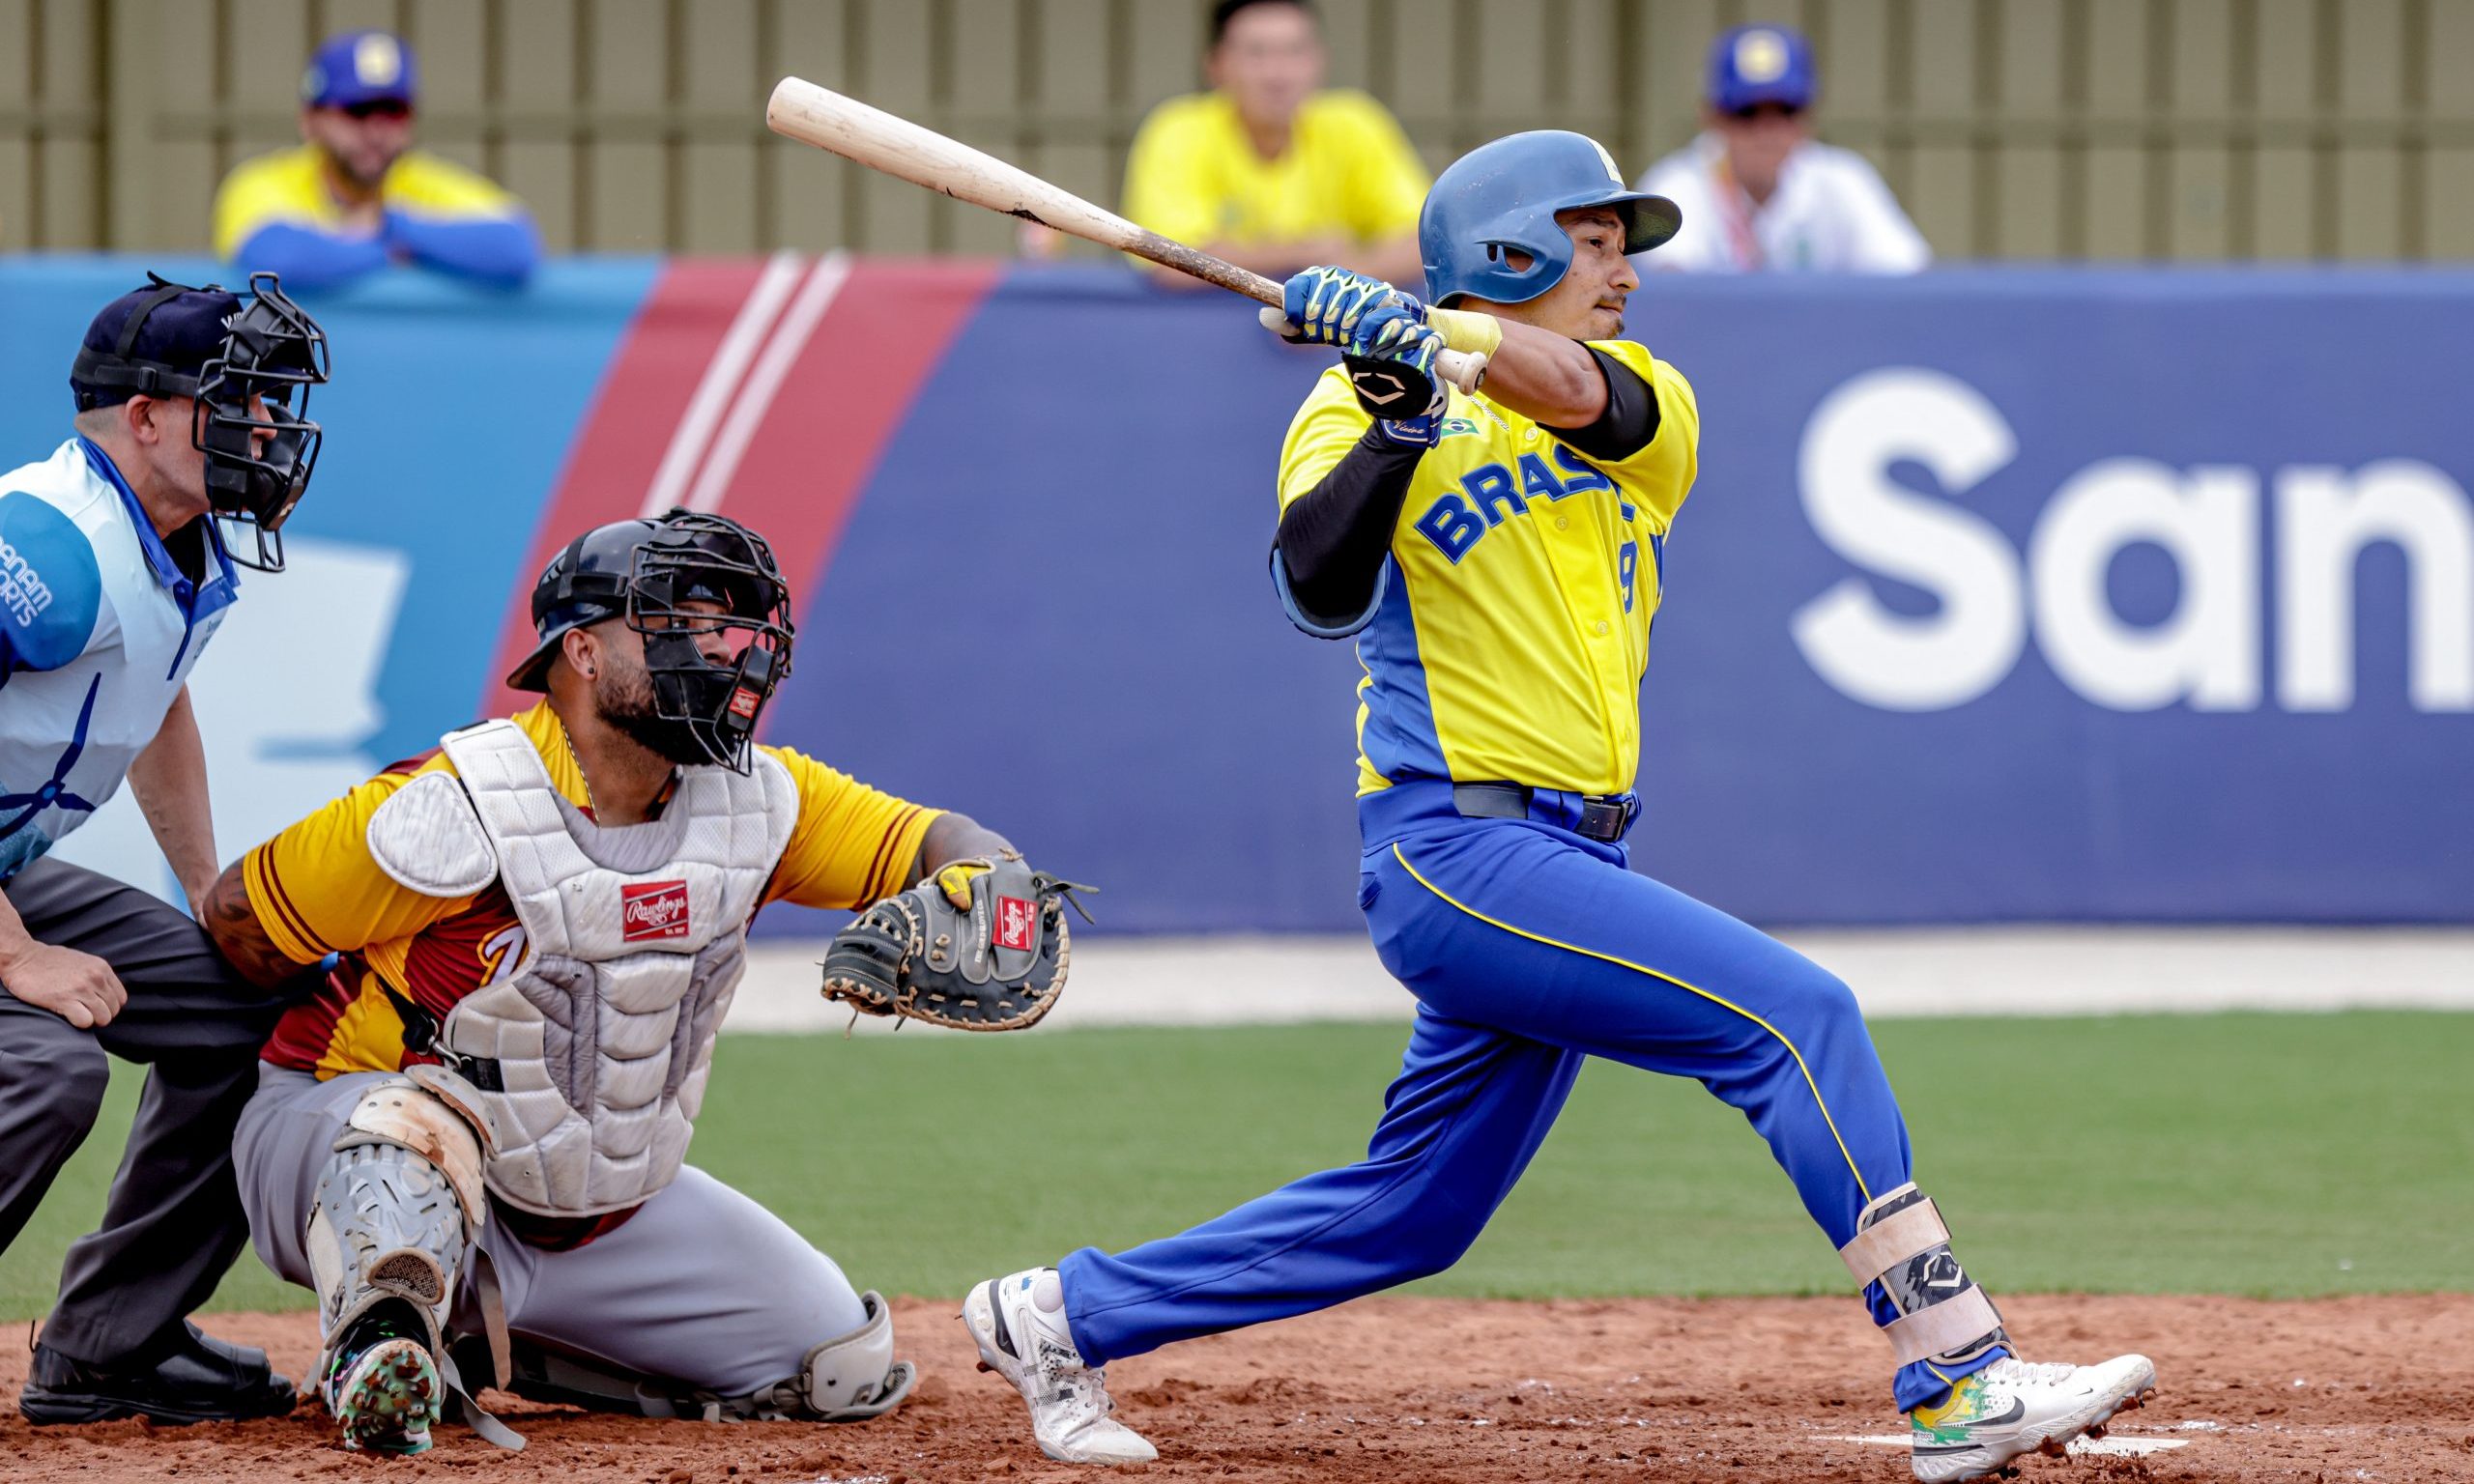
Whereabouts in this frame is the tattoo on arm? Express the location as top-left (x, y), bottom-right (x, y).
top-left (202, 860), bottom-right (311, 988)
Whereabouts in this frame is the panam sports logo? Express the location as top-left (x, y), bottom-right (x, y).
top-left (1794, 368), bottom-right (2474, 714)
top-left (0, 528), bottom-right (55, 628)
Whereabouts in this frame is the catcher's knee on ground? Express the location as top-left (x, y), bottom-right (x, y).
top-left (308, 1070), bottom-right (492, 1365)
top-left (474, 1290), bottom-right (914, 1423)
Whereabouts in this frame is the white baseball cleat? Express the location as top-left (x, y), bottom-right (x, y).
top-left (962, 1268), bottom-right (1158, 1466)
top-left (1907, 1354), bottom-right (2158, 1482)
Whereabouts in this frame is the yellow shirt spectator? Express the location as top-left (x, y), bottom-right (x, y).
top-left (214, 144), bottom-right (518, 257)
top-left (214, 144), bottom-right (539, 290)
top-left (1122, 90), bottom-right (1428, 275)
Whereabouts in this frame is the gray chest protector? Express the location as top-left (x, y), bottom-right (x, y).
top-left (365, 719), bottom-right (796, 1217)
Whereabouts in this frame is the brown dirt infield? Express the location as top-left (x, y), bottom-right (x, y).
top-left (5, 1295), bottom-right (2470, 1482)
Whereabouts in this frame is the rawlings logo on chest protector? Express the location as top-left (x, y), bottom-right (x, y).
top-left (620, 879), bottom-right (692, 942)
top-left (993, 896), bottom-right (1037, 952)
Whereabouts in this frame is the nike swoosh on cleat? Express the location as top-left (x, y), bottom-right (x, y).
top-left (982, 1280), bottom-right (1020, 1360)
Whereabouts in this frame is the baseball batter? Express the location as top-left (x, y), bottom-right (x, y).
top-left (202, 509), bottom-right (1056, 1454)
top-left (964, 131), bottom-right (2155, 1483)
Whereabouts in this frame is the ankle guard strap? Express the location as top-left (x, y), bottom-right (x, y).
top-left (1841, 1184), bottom-right (2008, 1369)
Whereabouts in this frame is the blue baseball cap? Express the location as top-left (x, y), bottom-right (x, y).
top-left (300, 29), bottom-right (418, 109)
top-left (70, 276), bottom-right (245, 413)
top-left (1707, 23), bottom-right (1816, 113)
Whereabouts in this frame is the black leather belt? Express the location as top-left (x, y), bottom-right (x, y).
top-left (1451, 782), bottom-right (1638, 842)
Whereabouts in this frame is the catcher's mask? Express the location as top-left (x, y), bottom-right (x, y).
top-left (70, 271), bottom-right (330, 572)
top-left (507, 509), bottom-right (796, 773)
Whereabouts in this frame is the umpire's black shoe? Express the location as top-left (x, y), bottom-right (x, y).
top-left (20, 1326), bottom-right (299, 1425)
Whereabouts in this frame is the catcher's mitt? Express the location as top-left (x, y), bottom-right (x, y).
top-left (820, 855), bottom-right (1090, 1031)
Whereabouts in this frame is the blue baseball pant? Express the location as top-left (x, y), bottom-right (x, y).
top-left (1057, 780), bottom-right (2003, 1411)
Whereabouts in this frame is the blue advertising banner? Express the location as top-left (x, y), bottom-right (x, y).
top-left (0, 259), bottom-right (2464, 929)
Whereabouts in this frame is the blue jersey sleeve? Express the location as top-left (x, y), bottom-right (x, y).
top-left (383, 210), bottom-right (541, 287)
top-left (0, 491), bottom-right (104, 679)
top-left (231, 222), bottom-right (393, 291)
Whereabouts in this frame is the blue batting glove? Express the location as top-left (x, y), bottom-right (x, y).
top-left (1349, 295), bottom-right (1433, 360)
top-left (1280, 266), bottom-right (1411, 349)
top-left (1342, 313), bottom-right (1448, 446)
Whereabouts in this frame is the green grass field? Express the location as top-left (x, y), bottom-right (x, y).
top-left (4, 1011), bottom-right (2467, 1323)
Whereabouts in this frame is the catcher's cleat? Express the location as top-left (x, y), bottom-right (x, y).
top-left (323, 1336), bottom-right (442, 1456)
top-left (962, 1269), bottom-right (1157, 1466)
top-left (1907, 1354), bottom-right (2157, 1482)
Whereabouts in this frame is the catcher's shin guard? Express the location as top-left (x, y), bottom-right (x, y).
top-left (308, 1073), bottom-right (516, 1451)
top-left (483, 1290), bottom-right (915, 1423)
top-left (1840, 1184), bottom-right (2009, 1371)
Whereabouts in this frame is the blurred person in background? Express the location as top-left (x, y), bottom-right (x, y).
top-left (1120, 0), bottom-right (1426, 288)
top-left (1637, 22), bottom-right (1929, 273)
top-left (4, 273), bottom-right (329, 1427)
top-left (213, 30), bottom-right (540, 292)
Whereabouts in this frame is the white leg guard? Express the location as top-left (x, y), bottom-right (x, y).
top-left (497, 1291), bottom-right (915, 1424)
top-left (753, 1290), bottom-right (915, 1422)
top-left (1841, 1184), bottom-right (2010, 1370)
top-left (307, 1074), bottom-right (498, 1453)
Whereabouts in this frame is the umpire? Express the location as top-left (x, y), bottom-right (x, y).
top-left (0, 273), bottom-right (330, 1423)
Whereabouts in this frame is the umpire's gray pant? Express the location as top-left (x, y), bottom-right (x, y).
top-left (0, 857), bottom-right (302, 1364)
top-left (235, 1067), bottom-right (874, 1398)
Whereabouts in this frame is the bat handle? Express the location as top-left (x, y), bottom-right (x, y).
top-left (1254, 308), bottom-right (1490, 394)
top-left (1435, 348), bottom-right (1488, 394)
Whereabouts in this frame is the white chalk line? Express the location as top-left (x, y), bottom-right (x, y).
top-left (1823, 1433), bottom-right (2189, 1457)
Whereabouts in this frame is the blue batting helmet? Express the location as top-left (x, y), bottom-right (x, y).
top-left (1418, 131), bottom-right (1681, 305)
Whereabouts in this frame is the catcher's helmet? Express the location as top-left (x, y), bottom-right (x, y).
top-left (506, 508), bottom-right (795, 773)
top-left (1418, 131), bottom-right (1681, 306)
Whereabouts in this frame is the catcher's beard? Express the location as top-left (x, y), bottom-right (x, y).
top-left (591, 654), bottom-right (713, 767)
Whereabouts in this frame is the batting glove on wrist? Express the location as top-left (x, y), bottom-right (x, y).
top-left (1343, 302), bottom-right (1448, 447)
top-left (1278, 265), bottom-right (1418, 349)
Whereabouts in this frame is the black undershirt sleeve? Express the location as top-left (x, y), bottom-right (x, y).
top-left (1272, 428), bottom-right (1426, 635)
top-left (1273, 350), bottom-right (1659, 635)
top-left (1543, 346), bottom-right (1661, 463)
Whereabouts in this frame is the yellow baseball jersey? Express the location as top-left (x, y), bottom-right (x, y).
top-left (1122, 90), bottom-right (1428, 249)
top-left (256, 700), bottom-right (937, 1079)
top-left (1278, 340), bottom-right (1700, 797)
top-left (212, 144), bottom-right (526, 259)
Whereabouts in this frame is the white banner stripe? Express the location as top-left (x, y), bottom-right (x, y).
top-left (684, 251), bottom-right (851, 515)
top-left (640, 249), bottom-right (805, 518)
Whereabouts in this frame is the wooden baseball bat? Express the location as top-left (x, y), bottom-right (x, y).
top-left (763, 76), bottom-right (1487, 393)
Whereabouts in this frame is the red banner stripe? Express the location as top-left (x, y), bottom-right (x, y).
top-left (702, 258), bottom-right (1004, 631)
top-left (480, 258), bottom-right (777, 715)
top-left (479, 256), bottom-right (1002, 722)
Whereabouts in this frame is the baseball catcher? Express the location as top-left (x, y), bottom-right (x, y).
top-left (201, 509), bottom-right (1074, 1454)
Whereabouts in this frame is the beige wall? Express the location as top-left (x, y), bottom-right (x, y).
top-left (6, 0), bottom-right (2472, 260)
